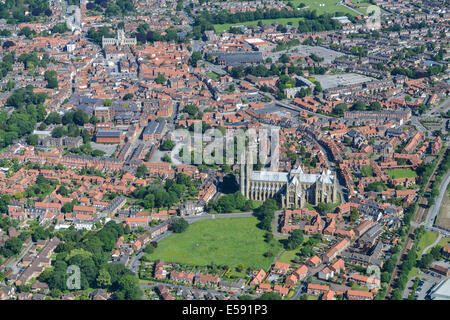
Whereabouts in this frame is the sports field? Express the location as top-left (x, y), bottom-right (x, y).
top-left (214, 0), bottom-right (360, 33)
top-left (290, 0), bottom-right (359, 15)
top-left (146, 217), bottom-right (282, 270)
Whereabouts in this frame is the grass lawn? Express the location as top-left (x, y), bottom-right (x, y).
top-left (437, 237), bottom-right (450, 248)
top-left (146, 217), bottom-right (282, 270)
top-left (288, 0), bottom-right (358, 15)
top-left (278, 249), bottom-right (301, 264)
top-left (213, 0), bottom-right (360, 34)
top-left (408, 267), bottom-right (421, 280)
top-left (206, 72), bottom-right (220, 81)
top-left (386, 169), bottom-right (418, 179)
top-left (417, 230), bottom-right (439, 255)
top-left (306, 294), bottom-right (319, 300)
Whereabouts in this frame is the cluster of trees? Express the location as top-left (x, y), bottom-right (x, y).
top-left (18, 52), bottom-right (50, 70)
top-left (391, 227), bottom-right (425, 300)
top-left (49, 109), bottom-right (95, 141)
top-left (195, 8), bottom-right (343, 33)
top-left (0, 236), bottom-right (23, 258)
top-left (425, 149), bottom-right (450, 207)
top-left (0, 86), bottom-right (47, 149)
top-left (418, 245), bottom-right (443, 269)
top-left (170, 218), bottom-right (189, 233)
top-left (132, 24), bottom-right (189, 45)
top-left (284, 229), bottom-right (303, 250)
top-left (39, 221), bottom-right (142, 299)
top-left (23, 175), bottom-right (58, 200)
top-left (85, 0), bottom-right (134, 17)
top-left (391, 64), bottom-right (447, 79)
top-left (0, 0), bottom-right (52, 24)
top-left (350, 100), bottom-right (382, 111)
top-left (254, 199), bottom-right (278, 232)
top-left (131, 173), bottom-right (198, 210)
top-left (230, 63), bottom-right (327, 82)
top-left (44, 70), bottom-right (58, 89)
top-left (87, 26), bottom-right (115, 46)
top-left (207, 191), bottom-right (257, 213)
top-left (160, 139), bottom-right (175, 151)
top-left (51, 22), bottom-right (69, 34)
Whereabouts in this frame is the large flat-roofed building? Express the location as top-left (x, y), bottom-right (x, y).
top-left (142, 121), bottom-right (166, 143)
top-left (430, 278), bottom-right (450, 300)
top-left (240, 157), bottom-right (337, 208)
top-left (215, 52), bottom-right (263, 67)
top-left (96, 129), bottom-right (122, 143)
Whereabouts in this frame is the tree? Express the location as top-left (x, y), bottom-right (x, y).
top-left (136, 165), bottom-right (148, 178)
top-left (96, 268), bottom-right (112, 288)
top-left (156, 73), bottom-right (166, 85)
top-left (116, 275), bottom-right (142, 300)
top-left (27, 134), bottom-right (38, 146)
top-left (361, 165), bottom-right (374, 177)
top-left (350, 208), bottom-right (360, 222)
top-left (189, 51), bottom-right (203, 66)
top-left (162, 154), bottom-right (171, 163)
top-left (161, 140), bottom-right (175, 151)
top-left (183, 104), bottom-right (199, 116)
top-left (143, 244), bottom-right (154, 254)
top-left (123, 93), bottom-right (133, 100)
top-left (285, 229), bottom-right (303, 250)
top-left (418, 253), bottom-right (434, 269)
top-left (2, 237), bottom-right (23, 257)
top-left (44, 70), bottom-right (58, 89)
top-left (170, 218), bottom-right (188, 233)
top-left (352, 101), bottom-right (366, 111)
top-left (258, 292), bottom-right (282, 300)
top-left (57, 186), bottom-right (69, 197)
top-left (45, 112), bottom-right (62, 125)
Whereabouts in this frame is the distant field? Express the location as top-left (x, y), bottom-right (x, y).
top-left (213, 0), bottom-right (360, 33)
top-left (386, 169), bottom-right (418, 179)
top-left (289, 0), bottom-right (359, 15)
top-left (146, 217), bottom-right (282, 270)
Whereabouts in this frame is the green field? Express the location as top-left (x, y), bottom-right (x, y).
top-left (213, 0), bottom-right (361, 33)
top-left (289, 0), bottom-right (360, 15)
top-left (417, 230), bottom-right (439, 255)
top-left (146, 217), bottom-right (282, 270)
top-left (438, 237), bottom-right (450, 248)
top-left (278, 249), bottom-right (301, 264)
top-left (206, 72), bottom-right (220, 81)
top-left (386, 169), bottom-right (418, 179)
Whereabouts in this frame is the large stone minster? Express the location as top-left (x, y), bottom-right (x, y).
top-left (102, 29), bottom-right (137, 48)
top-left (240, 152), bottom-right (338, 208)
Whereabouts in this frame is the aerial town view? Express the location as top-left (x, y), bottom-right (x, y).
top-left (0, 0), bottom-right (449, 304)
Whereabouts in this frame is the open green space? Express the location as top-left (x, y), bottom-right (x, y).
top-left (206, 72), bottom-right (220, 81)
top-left (417, 230), bottom-right (439, 255)
top-left (386, 169), bottom-right (418, 179)
top-left (289, 0), bottom-right (359, 15)
top-left (437, 236), bottom-right (450, 248)
top-left (145, 217), bottom-right (282, 270)
top-left (278, 249), bottom-right (300, 264)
